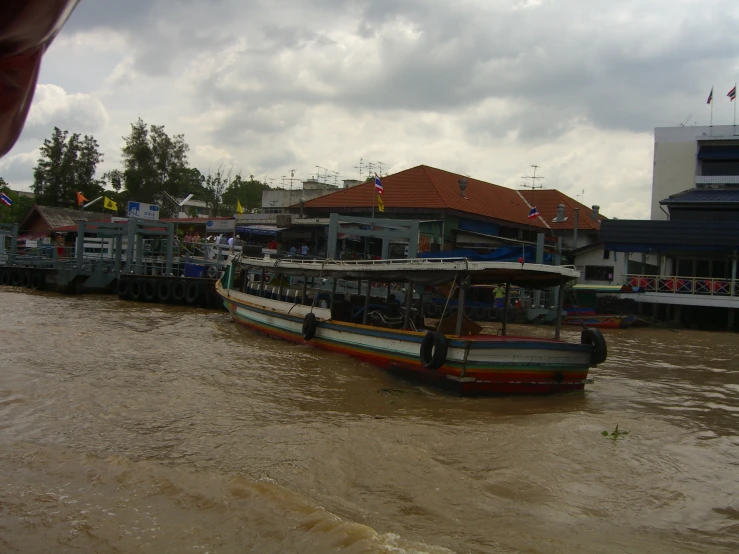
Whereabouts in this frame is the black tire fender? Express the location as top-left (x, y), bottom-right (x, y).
top-left (172, 280), bottom-right (187, 302)
top-left (117, 278), bottom-right (130, 299)
top-left (185, 281), bottom-right (201, 305)
top-left (129, 278), bottom-right (143, 301)
top-left (473, 306), bottom-right (487, 320)
top-left (20, 272), bottom-right (31, 288)
top-left (0, 269), bottom-right (10, 286)
top-left (30, 272), bottom-right (43, 290)
top-left (420, 331), bottom-right (448, 370)
top-left (581, 328), bottom-right (608, 365)
top-left (487, 307), bottom-right (499, 321)
top-left (10, 270), bottom-right (21, 286)
top-left (157, 280), bottom-right (172, 303)
top-left (142, 279), bottom-right (157, 302)
top-left (302, 312), bottom-right (317, 340)
top-left (207, 265), bottom-right (218, 278)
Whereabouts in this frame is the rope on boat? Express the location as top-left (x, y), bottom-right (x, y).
top-left (437, 272), bottom-right (459, 332)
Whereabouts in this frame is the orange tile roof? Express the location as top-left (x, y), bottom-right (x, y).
top-left (303, 165), bottom-right (550, 228)
top-left (519, 189), bottom-right (604, 231)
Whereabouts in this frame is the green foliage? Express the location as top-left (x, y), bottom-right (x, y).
top-left (222, 174), bottom-right (269, 213)
top-left (601, 425), bottom-right (629, 441)
top-left (0, 179), bottom-right (35, 224)
top-left (32, 127), bottom-right (104, 207)
top-left (120, 119), bottom-right (191, 217)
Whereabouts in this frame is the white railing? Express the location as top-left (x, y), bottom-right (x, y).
top-left (624, 274), bottom-right (738, 296)
top-left (695, 175), bottom-right (739, 185)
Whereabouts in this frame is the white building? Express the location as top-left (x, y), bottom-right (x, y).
top-left (651, 124), bottom-right (739, 220)
top-left (262, 179), bottom-right (340, 214)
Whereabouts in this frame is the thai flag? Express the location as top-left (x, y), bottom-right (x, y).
top-left (0, 192), bottom-right (11, 206)
top-left (728, 86), bottom-right (737, 101)
top-left (527, 206), bottom-right (539, 219)
top-left (707, 87), bottom-right (713, 104)
top-left (374, 172), bottom-right (383, 194)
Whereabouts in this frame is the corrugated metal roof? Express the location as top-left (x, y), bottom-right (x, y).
top-left (35, 205), bottom-right (111, 229)
top-left (660, 188), bottom-right (739, 204)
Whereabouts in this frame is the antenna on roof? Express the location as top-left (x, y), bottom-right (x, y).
top-left (354, 158), bottom-right (365, 180)
top-left (520, 164), bottom-right (544, 190)
top-left (679, 113), bottom-right (693, 127)
top-left (289, 169), bottom-right (297, 190)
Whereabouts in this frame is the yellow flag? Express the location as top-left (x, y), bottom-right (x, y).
top-left (236, 199), bottom-right (244, 214)
top-left (103, 196), bottom-right (118, 211)
top-left (377, 193), bottom-right (384, 212)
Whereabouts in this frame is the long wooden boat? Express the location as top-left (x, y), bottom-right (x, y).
top-left (562, 314), bottom-right (635, 329)
top-left (216, 256), bottom-right (607, 395)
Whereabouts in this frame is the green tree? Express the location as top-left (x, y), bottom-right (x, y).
top-left (222, 174), bottom-right (269, 213)
top-left (0, 179), bottom-right (35, 225)
top-left (203, 166), bottom-right (233, 217)
top-left (32, 127), bottom-right (104, 207)
top-left (120, 118), bottom-right (191, 217)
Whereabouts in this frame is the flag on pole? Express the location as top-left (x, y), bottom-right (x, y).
top-left (76, 191), bottom-right (88, 206)
top-left (236, 199), bottom-right (244, 214)
top-left (707, 87), bottom-right (714, 104)
top-left (103, 196), bottom-right (118, 211)
top-left (374, 172), bottom-right (383, 194)
top-left (0, 191), bottom-right (12, 206)
top-left (728, 86), bottom-right (737, 101)
top-left (377, 193), bottom-right (385, 212)
top-left (527, 206), bottom-right (540, 219)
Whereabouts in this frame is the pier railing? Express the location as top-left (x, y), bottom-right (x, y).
top-left (624, 274), bottom-right (739, 297)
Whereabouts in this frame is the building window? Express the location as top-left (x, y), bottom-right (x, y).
top-left (585, 265), bottom-right (614, 281)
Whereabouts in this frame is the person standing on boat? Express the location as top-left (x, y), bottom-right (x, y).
top-left (493, 284), bottom-right (506, 309)
top-left (301, 244), bottom-right (309, 256)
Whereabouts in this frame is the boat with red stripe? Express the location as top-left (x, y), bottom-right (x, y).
top-left (216, 256), bottom-right (606, 395)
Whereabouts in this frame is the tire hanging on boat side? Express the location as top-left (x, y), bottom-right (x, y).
top-left (302, 312), bottom-right (317, 340)
top-left (0, 269), bottom-right (10, 286)
top-left (581, 328), bottom-right (607, 365)
top-left (420, 331), bottom-right (448, 370)
top-left (20, 272), bottom-right (31, 288)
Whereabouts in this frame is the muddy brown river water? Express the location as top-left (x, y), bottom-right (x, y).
top-left (1, 289), bottom-right (738, 553)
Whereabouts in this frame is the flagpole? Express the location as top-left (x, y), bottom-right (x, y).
top-left (734, 82), bottom-right (737, 130)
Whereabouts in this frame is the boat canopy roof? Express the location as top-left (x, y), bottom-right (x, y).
top-left (235, 256), bottom-right (579, 289)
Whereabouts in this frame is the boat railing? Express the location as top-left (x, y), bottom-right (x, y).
top-left (624, 274), bottom-right (738, 297)
top-left (239, 255), bottom-right (577, 270)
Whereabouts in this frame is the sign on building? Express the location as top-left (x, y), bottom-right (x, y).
top-left (127, 202), bottom-right (160, 220)
top-left (206, 219), bottom-right (236, 232)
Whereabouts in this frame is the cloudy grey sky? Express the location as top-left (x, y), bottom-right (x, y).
top-left (3, 0), bottom-right (739, 218)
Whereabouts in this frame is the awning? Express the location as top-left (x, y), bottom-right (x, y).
top-left (236, 225), bottom-right (286, 236)
top-left (17, 231), bottom-right (50, 241)
top-left (697, 145), bottom-right (739, 160)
